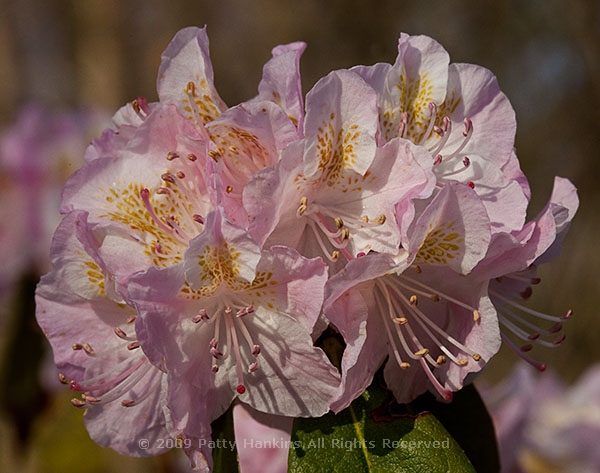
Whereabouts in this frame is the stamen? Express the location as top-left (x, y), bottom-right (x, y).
top-left (114, 327), bottom-right (136, 341)
top-left (83, 343), bottom-right (95, 355)
top-left (306, 221), bottom-right (343, 262)
top-left (297, 196), bottom-right (308, 216)
top-left (491, 290), bottom-right (567, 323)
top-left (140, 188), bottom-right (182, 237)
top-left (71, 398), bottom-right (87, 408)
top-left (429, 117), bottom-right (452, 157)
top-left (400, 275), bottom-right (480, 317)
top-left (131, 97), bottom-right (150, 118)
top-left (418, 358), bottom-right (453, 401)
top-left (500, 333), bottom-right (547, 371)
top-left (444, 118), bottom-right (473, 159)
top-left (69, 357), bottom-right (146, 394)
top-left (398, 112), bottom-right (409, 138)
top-left (417, 102), bottom-right (438, 145)
top-left (192, 309), bottom-right (209, 323)
top-left (390, 278), bottom-right (482, 365)
top-left (225, 312), bottom-right (246, 395)
top-left (118, 369), bottom-right (163, 408)
top-left (58, 373), bottom-right (71, 384)
top-left (438, 157), bottom-right (471, 178)
top-left (376, 286), bottom-right (410, 369)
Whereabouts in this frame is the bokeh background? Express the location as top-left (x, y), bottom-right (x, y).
top-left (0, 1), bottom-right (598, 472)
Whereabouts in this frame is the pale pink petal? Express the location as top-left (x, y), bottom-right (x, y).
top-left (408, 182), bottom-right (491, 274)
top-left (36, 211), bottom-right (169, 456)
top-left (157, 26), bottom-right (227, 126)
top-left (253, 41), bottom-right (307, 132)
top-left (303, 69), bottom-right (378, 178)
top-left (184, 209), bottom-right (261, 287)
top-left (429, 63), bottom-right (517, 169)
top-left (378, 33), bottom-right (450, 143)
top-left (206, 101), bottom-right (298, 226)
top-left (233, 402), bottom-right (293, 473)
top-left (324, 254), bottom-right (398, 412)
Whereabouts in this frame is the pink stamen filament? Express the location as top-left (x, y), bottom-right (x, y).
top-left (375, 280), bottom-right (454, 400)
top-left (442, 118), bottom-right (473, 160)
top-left (418, 357), bottom-right (453, 401)
top-left (307, 221), bottom-right (343, 262)
top-left (70, 356), bottom-right (146, 396)
top-left (399, 275), bottom-right (479, 317)
top-left (499, 315), bottom-right (564, 349)
top-left (85, 359), bottom-right (153, 405)
top-left (140, 188), bottom-right (186, 241)
top-left (437, 158), bottom-right (472, 179)
top-left (235, 316), bottom-right (259, 358)
top-left (374, 283), bottom-right (409, 368)
top-left (429, 117), bottom-right (452, 157)
top-left (398, 294), bottom-right (480, 363)
top-left (499, 304), bottom-right (563, 338)
top-left (490, 290), bottom-right (567, 323)
top-left (316, 205), bottom-right (383, 230)
top-left (500, 333), bottom-right (547, 371)
top-left (121, 368), bottom-right (163, 407)
top-left (377, 282), bottom-right (430, 362)
top-left (313, 215), bottom-right (354, 260)
top-left (224, 312), bottom-right (246, 394)
top-left (160, 166), bottom-right (210, 231)
top-left (502, 273), bottom-right (541, 285)
top-left (389, 281), bottom-right (480, 357)
top-left (313, 218), bottom-right (345, 245)
top-left (166, 216), bottom-right (193, 241)
top-left (417, 102), bottom-right (438, 146)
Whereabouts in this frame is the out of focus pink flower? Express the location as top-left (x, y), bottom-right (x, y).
top-left (481, 362), bottom-right (600, 473)
top-left (0, 103), bottom-right (110, 290)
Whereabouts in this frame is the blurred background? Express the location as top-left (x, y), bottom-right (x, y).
top-left (0, 1), bottom-right (598, 472)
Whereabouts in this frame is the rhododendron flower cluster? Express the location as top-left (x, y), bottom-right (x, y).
top-left (35, 27), bottom-right (578, 471)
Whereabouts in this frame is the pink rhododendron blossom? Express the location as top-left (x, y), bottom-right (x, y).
top-left (61, 103), bottom-right (214, 286)
top-left (245, 69), bottom-right (434, 263)
top-left (469, 176), bottom-right (579, 370)
top-left (35, 211), bottom-right (169, 456)
top-left (127, 209), bottom-right (339, 467)
top-left (351, 33), bottom-right (528, 234)
top-left (325, 182), bottom-right (497, 409)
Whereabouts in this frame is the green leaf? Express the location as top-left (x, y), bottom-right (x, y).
top-left (288, 384), bottom-right (477, 473)
top-left (211, 404), bottom-right (240, 473)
